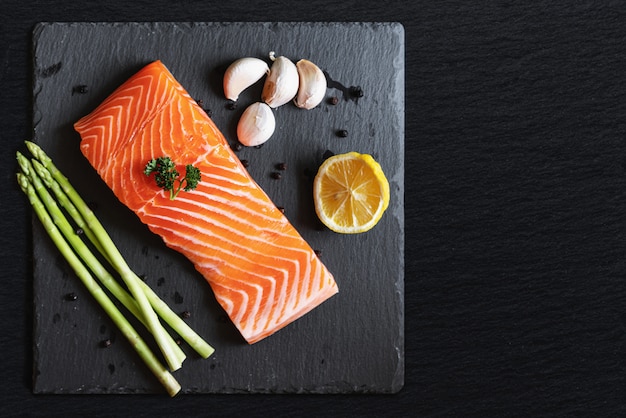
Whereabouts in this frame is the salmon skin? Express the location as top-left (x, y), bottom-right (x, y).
top-left (74, 60), bottom-right (338, 344)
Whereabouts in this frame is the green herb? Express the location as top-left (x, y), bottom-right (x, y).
top-left (144, 157), bottom-right (201, 200)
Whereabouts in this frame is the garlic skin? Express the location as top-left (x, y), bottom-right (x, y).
top-left (237, 102), bottom-right (276, 147)
top-left (261, 52), bottom-right (299, 108)
top-left (294, 59), bottom-right (327, 110)
top-left (223, 57), bottom-right (270, 102)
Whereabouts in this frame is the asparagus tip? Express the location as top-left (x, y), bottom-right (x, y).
top-left (25, 140), bottom-right (51, 165)
top-left (16, 151), bottom-right (32, 175)
top-left (32, 159), bottom-right (53, 187)
top-left (16, 172), bottom-right (31, 192)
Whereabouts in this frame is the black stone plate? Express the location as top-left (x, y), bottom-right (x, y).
top-left (31, 22), bottom-right (404, 395)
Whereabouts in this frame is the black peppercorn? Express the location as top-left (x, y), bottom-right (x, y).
top-left (276, 162), bottom-right (287, 171)
top-left (174, 291), bottom-right (183, 304)
top-left (100, 339), bottom-right (112, 348)
top-left (270, 172), bottom-right (282, 180)
top-left (349, 86), bottom-right (364, 98)
top-left (240, 159), bottom-right (250, 168)
top-left (181, 311), bottom-right (191, 319)
top-left (226, 101), bottom-right (237, 110)
top-left (65, 292), bottom-right (78, 301)
top-left (72, 85), bottom-right (89, 95)
top-left (328, 96), bottom-right (339, 105)
top-left (337, 129), bottom-right (349, 138)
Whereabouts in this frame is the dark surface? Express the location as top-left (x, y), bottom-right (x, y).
top-left (31, 21), bottom-right (404, 395)
top-left (3, 1), bottom-right (626, 417)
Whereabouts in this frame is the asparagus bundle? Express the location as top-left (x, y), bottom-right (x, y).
top-left (17, 140), bottom-right (214, 397)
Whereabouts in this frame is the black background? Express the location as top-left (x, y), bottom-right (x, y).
top-left (2, 1), bottom-right (625, 417)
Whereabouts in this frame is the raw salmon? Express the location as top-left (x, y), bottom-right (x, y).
top-left (74, 60), bottom-right (338, 344)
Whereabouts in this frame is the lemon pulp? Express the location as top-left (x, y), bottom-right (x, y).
top-left (313, 152), bottom-right (390, 234)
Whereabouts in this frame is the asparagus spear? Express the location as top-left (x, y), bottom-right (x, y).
top-left (17, 172), bottom-right (181, 397)
top-left (25, 141), bottom-right (182, 372)
top-left (17, 153), bottom-right (187, 365)
top-left (30, 157), bottom-right (214, 359)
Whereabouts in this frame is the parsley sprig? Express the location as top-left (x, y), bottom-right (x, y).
top-left (144, 157), bottom-right (201, 200)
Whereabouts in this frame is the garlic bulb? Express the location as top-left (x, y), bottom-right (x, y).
top-left (223, 57), bottom-right (270, 102)
top-left (237, 102), bottom-right (276, 147)
top-left (261, 52), bottom-right (299, 108)
top-left (294, 59), bottom-right (327, 110)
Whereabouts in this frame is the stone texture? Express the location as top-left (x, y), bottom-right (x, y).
top-left (31, 22), bottom-right (404, 395)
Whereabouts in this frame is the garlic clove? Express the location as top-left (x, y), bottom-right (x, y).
top-left (294, 59), bottom-right (327, 110)
top-left (261, 51), bottom-right (299, 108)
top-left (237, 102), bottom-right (276, 147)
top-left (223, 57), bottom-right (270, 102)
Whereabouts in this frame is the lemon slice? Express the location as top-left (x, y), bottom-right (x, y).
top-left (313, 152), bottom-right (390, 234)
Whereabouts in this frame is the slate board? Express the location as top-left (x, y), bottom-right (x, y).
top-left (31, 22), bottom-right (404, 395)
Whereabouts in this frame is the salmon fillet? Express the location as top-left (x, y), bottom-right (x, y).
top-left (74, 60), bottom-right (338, 344)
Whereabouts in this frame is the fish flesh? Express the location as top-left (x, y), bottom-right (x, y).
top-left (74, 60), bottom-right (338, 344)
